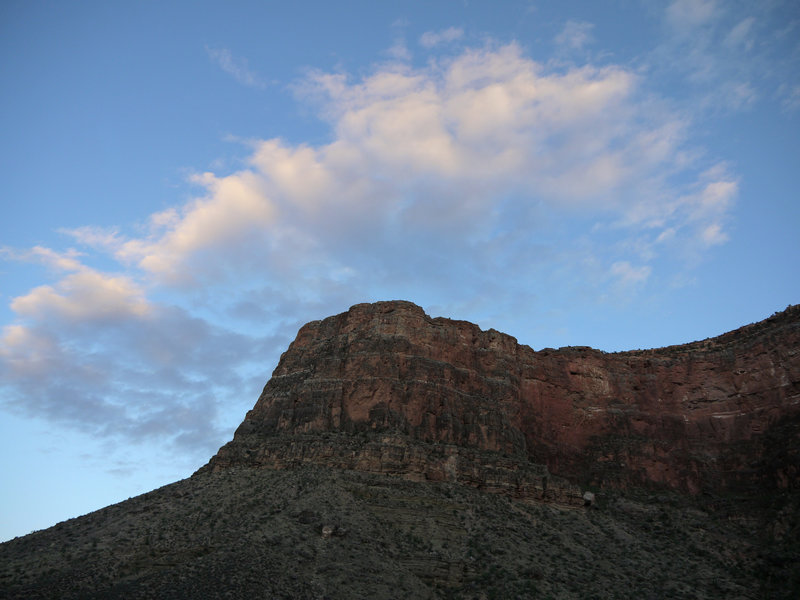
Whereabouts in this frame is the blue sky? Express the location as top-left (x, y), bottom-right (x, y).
top-left (1, 0), bottom-right (798, 541)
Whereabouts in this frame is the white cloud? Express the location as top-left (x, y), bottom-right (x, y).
top-left (307, 44), bottom-right (641, 193)
top-left (112, 170), bottom-right (278, 283)
top-left (2, 247), bottom-right (152, 323)
top-left (419, 27), bottom-right (464, 48)
top-left (56, 43), bottom-right (731, 294)
top-left (555, 20), bottom-right (594, 50)
top-left (63, 42), bottom-right (698, 289)
top-left (700, 223), bottom-right (728, 246)
top-left (11, 270), bottom-right (150, 322)
top-left (206, 47), bottom-right (266, 89)
top-left (125, 44), bottom-right (724, 285)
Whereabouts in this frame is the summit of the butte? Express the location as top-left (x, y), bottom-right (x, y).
top-left (2, 301), bottom-right (799, 599)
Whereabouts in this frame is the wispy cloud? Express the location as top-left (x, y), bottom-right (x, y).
top-left (386, 39), bottom-right (412, 62)
top-left (780, 84), bottom-right (800, 112)
top-left (724, 17), bottom-right (756, 51)
top-left (0, 246), bottom-right (85, 272)
top-left (206, 46), bottom-right (266, 89)
top-left (653, 1), bottom-right (799, 115)
top-left (610, 261), bottom-right (652, 287)
top-left (554, 20), bottom-right (594, 50)
top-left (666, 0), bottom-right (718, 29)
top-left (419, 27), bottom-right (464, 48)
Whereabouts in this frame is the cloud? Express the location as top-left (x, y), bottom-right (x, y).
top-left (0, 240), bottom-right (275, 459)
top-left (11, 270), bottom-right (150, 322)
top-left (305, 44), bottom-right (641, 191)
top-left (700, 223), bottom-right (728, 246)
top-left (666, 0), bottom-right (718, 29)
top-left (141, 44), bottom-right (730, 281)
top-left (386, 39), bottom-right (412, 62)
top-left (780, 84), bottom-right (800, 112)
top-left (69, 43), bottom-right (692, 288)
top-left (419, 27), bottom-right (464, 48)
top-left (724, 17), bottom-right (755, 50)
top-left (2, 246), bottom-right (152, 323)
top-left (70, 169), bottom-right (279, 285)
top-left (555, 21), bottom-right (594, 50)
top-left (0, 265), bottom-right (266, 455)
top-left (624, 163), bottom-right (737, 257)
top-left (62, 42), bottom-right (735, 293)
top-left (206, 47), bottom-right (266, 89)
top-left (654, 2), bottom-right (799, 116)
top-left (685, 169), bottom-right (737, 245)
top-left (0, 246), bottom-right (90, 274)
top-left (610, 261), bottom-right (652, 286)
top-left (1, 41), bottom-right (738, 462)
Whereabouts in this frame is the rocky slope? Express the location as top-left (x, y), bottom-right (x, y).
top-left (0, 465), bottom-right (780, 600)
top-left (204, 301), bottom-right (800, 498)
top-left (0, 466), bottom-right (775, 600)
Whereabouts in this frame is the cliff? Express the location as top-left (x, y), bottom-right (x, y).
top-left (203, 301), bottom-right (800, 498)
top-left (4, 301), bottom-right (799, 599)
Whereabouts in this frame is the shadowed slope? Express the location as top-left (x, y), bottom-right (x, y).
top-left (0, 467), bottom-right (779, 599)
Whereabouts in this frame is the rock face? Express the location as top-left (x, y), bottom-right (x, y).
top-left (203, 301), bottom-right (800, 497)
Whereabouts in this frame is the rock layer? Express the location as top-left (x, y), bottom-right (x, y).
top-left (203, 301), bottom-right (800, 497)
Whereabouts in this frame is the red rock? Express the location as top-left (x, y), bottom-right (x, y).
top-left (203, 301), bottom-right (800, 498)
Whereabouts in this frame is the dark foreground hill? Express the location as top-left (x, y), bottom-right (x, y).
top-left (2, 301), bottom-right (799, 599)
top-left (2, 466), bottom-right (795, 599)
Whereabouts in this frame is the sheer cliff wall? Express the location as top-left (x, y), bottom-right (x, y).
top-left (203, 301), bottom-right (800, 498)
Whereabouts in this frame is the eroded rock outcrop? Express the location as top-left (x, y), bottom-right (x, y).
top-left (203, 301), bottom-right (800, 498)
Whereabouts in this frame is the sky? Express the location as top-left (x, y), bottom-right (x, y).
top-left (1, 0), bottom-right (798, 541)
